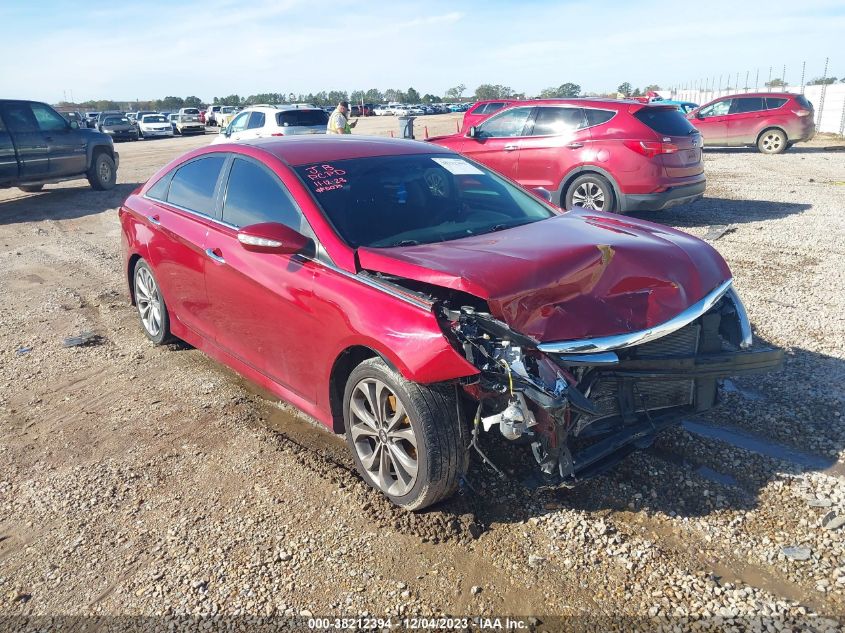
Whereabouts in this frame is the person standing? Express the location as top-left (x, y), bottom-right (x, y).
top-left (327, 101), bottom-right (358, 134)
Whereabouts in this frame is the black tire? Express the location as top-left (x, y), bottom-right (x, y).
top-left (87, 152), bottom-right (117, 191)
top-left (343, 358), bottom-right (467, 511)
top-left (133, 259), bottom-right (172, 345)
top-left (757, 128), bottom-right (787, 154)
top-left (564, 173), bottom-right (616, 212)
top-left (18, 184), bottom-right (44, 193)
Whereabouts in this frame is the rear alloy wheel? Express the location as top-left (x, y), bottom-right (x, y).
top-left (133, 260), bottom-right (172, 345)
top-left (343, 358), bottom-right (466, 510)
top-left (757, 128), bottom-right (787, 154)
top-left (565, 174), bottom-right (615, 212)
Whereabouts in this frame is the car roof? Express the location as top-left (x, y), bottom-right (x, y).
top-left (223, 135), bottom-right (453, 166)
top-left (711, 92), bottom-right (799, 99)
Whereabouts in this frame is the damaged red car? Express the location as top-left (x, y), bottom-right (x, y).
top-left (120, 136), bottom-right (783, 510)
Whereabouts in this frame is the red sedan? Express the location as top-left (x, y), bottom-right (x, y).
top-left (120, 136), bottom-right (782, 510)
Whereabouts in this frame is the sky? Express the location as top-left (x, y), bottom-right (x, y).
top-left (1, 0), bottom-right (842, 103)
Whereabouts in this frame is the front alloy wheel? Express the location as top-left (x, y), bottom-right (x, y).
top-left (349, 378), bottom-right (418, 496)
top-left (343, 358), bottom-right (466, 510)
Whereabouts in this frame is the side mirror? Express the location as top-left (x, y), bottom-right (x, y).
top-left (69, 120), bottom-right (79, 130)
top-left (468, 126), bottom-right (478, 138)
top-left (532, 187), bottom-right (553, 203)
top-left (237, 222), bottom-right (309, 254)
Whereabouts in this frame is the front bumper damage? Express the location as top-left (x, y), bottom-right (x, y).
top-left (439, 279), bottom-right (784, 486)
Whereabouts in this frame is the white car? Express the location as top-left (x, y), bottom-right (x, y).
top-left (137, 114), bottom-right (174, 139)
top-left (211, 106), bottom-right (329, 144)
top-left (216, 106), bottom-right (239, 128)
top-left (373, 104), bottom-right (392, 116)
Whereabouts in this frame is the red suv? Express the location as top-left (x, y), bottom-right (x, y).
top-left (688, 92), bottom-right (815, 153)
top-left (429, 98), bottom-right (705, 213)
top-left (461, 99), bottom-right (517, 133)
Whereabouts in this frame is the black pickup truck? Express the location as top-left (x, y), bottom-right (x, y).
top-left (0, 99), bottom-right (119, 193)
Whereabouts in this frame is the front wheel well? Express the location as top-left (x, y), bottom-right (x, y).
top-left (330, 346), bottom-right (400, 432)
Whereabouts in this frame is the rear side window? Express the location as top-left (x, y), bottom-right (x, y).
top-left (531, 107), bottom-right (585, 136)
top-left (794, 95), bottom-right (812, 109)
top-left (167, 155), bottom-right (226, 215)
top-left (0, 103), bottom-right (39, 132)
top-left (276, 110), bottom-right (330, 127)
top-left (146, 173), bottom-right (172, 201)
top-left (730, 97), bottom-right (764, 114)
top-left (585, 109), bottom-right (615, 127)
top-left (634, 108), bottom-right (697, 136)
top-left (222, 158), bottom-right (301, 230)
top-left (765, 97), bottom-right (788, 110)
top-left (247, 112), bottom-right (265, 129)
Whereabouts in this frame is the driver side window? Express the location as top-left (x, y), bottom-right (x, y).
top-left (229, 112), bottom-right (250, 132)
top-left (699, 100), bottom-right (732, 117)
top-left (30, 103), bottom-right (68, 132)
top-left (476, 107), bottom-right (532, 138)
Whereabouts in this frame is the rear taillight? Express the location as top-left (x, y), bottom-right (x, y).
top-left (270, 132), bottom-right (285, 136)
top-left (624, 140), bottom-right (679, 158)
top-left (792, 109), bottom-right (811, 117)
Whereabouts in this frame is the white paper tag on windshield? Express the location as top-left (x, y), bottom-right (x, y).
top-left (431, 157), bottom-right (484, 175)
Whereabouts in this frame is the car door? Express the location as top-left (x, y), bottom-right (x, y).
top-left (240, 111), bottom-right (266, 140)
top-left (226, 111), bottom-right (251, 141)
top-left (203, 155), bottom-right (319, 400)
top-left (0, 113), bottom-right (18, 185)
top-left (143, 154), bottom-right (228, 338)
top-left (516, 106), bottom-right (590, 190)
top-left (689, 99), bottom-right (732, 145)
top-left (726, 96), bottom-right (765, 145)
top-left (0, 101), bottom-right (49, 179)
top-left (30, 102), bottom-right (88, 177)
top-left (459, 106), bottom-right (534, 180)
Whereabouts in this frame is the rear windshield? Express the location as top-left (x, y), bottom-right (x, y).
top-left (794, 95), bottom-right (813, 109)
top-left (634, 107), bottom-right (697, 136)
top-left (276, 110), bottom-right (329, 127)
top-left (182, 109), bottom-right (199, 114)
top-left (293, 154), bottom-right (555, 248)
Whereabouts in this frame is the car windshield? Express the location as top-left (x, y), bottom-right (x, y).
top-left (143, 115), bottom-right (166, 123)
top-left (294, 153), bottom-right (556, 248)
top-left (104, 116), bottom-right (128, 125)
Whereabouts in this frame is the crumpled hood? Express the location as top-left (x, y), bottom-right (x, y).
top-left (357, 210), bottom-right (732, 343)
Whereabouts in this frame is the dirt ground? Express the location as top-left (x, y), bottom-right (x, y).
top-left (1, 114), bottom-right (844, 631)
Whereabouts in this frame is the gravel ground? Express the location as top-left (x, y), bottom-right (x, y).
top-left (0, 118), bottom-right (843, 631)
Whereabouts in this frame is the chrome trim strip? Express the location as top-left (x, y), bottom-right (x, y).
top-left (537, 279), bottom-right (734, 354)
top-left (556, 352), bottom-right (619, 365)
top-left (142, 194), bottom-right (240, 230)
top-left (726, 286), bottom-right (753, 349)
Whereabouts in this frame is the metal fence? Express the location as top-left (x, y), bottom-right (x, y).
top-left (663, 60), bottom-right (844, 136)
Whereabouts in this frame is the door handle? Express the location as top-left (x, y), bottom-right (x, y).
top-left (565, 142), bottom-right (584, 149)
top-left (503, 144), bottom-right (518, 151)
top-left (205, 248), bottom-right (226, 265)
top-left (147, 215), bottom-right (161, 226)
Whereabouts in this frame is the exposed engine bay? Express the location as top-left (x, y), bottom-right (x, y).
top-left (365, 270), bottom-right (785, 486)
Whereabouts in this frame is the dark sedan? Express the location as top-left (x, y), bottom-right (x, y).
top-left (99, 114), bottom-right (139, 141)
